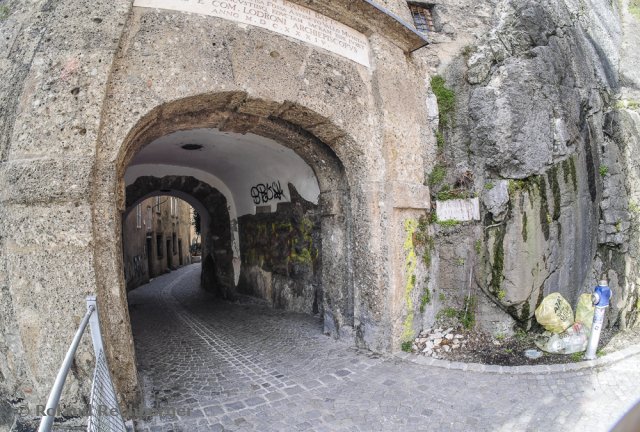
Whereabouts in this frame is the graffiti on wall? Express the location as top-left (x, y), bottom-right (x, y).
top-left (250, 181), bottom-right (286, 204)
top-left (125, 255), bottom-right (146, 284)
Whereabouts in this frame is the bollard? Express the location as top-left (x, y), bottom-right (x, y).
top-left (584, 280), bottom-right (611, 360)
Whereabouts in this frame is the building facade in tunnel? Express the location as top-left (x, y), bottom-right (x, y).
top-left (122, 195), bottom-right (193, 290)
top-left (1, 0), bottom-right (434, 411)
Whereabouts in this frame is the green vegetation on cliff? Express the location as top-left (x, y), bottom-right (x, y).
top-left (431, 75), bottom-right (456, 128)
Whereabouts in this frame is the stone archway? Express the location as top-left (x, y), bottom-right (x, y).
top-left (92, 93), bottom-right (356, 405)
top-left (125, 176), bottom-right (234, 297)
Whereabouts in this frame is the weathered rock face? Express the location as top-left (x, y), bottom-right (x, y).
top-left (424, 0), bottom-right (640, 334)
top-left (596, 108), bottom-right (640, 330)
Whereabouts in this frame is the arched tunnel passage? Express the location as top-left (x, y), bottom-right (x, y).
top-left (124, 176), bottom-right (235, 298)
top-left (120, 121), bottom-right (352, 330)
top-left (98, 95), bottom-right (361, 405)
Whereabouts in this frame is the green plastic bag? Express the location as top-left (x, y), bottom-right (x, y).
top-left (534, 293), bottom-right (574, 333)
top-left (575, 293), bottom-right (595, 329)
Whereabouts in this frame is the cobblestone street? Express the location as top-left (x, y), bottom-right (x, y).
top-left (128, 264), bottom-right (640, 432)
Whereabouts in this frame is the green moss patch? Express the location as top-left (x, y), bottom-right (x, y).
top-left (0, 6), bottom-right (9, 21)
top-left (430, 75), bottom-right (456, 128)
top-left (630, 0), bottom-right (640, 20)
top-left (428, 164), bottom-right (446, 186)
top-left (489, 224), bottom-right (506, 295)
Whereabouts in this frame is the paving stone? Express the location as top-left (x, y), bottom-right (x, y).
top-left (130, 265), bottom-right (640, 432)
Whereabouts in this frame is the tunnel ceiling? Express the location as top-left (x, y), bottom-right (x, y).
top-left (125, 128), bottom-right (321, 216)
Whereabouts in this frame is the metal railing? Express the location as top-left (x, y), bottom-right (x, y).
top-left (38, 296), bottom-right (127, 432)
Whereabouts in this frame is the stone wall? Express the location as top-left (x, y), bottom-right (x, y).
top-left (0, 0), bottom-right (133, 419)
top-left (238, 185), bottom-right (321, 314)
top-left (0, 0), bottom-right (428, 420)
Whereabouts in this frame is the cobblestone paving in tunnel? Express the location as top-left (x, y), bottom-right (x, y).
top-left (128, 264), bottom-right (640, 432)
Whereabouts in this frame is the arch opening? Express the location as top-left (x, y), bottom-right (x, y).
top-left (100, 94), bottom-right (357, 405)
top-left (117, 101), bottom-right (354, 330)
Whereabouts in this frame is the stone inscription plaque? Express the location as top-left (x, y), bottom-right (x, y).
top-left (133, 0), bottom-right (371, 67)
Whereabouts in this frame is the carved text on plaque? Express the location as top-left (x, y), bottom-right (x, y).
top-left (134, 0), bottom-right (371, 67)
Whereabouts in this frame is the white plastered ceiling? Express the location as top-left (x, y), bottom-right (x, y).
top-left (124, 128), bottom-right (321, 285)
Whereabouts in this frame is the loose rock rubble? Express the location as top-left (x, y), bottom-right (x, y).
top-left (408, 323), bottom-right (640, 366)
top-left (412, 327), bottom-right (467, 358)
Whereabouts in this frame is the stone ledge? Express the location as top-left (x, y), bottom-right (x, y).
top-left (386, 181), bottom-right (430, 210)
top-left (288, 0), bottom-right (429, 52)
top-left (394, 343), bottom-right (640, 375)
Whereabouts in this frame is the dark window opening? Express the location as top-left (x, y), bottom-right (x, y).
top-left (166, 240), bottom-right (173, 268)
top-left (408, 3), bottom-right (435, 33)
top-left (156, 234), bottom-right (163, 258)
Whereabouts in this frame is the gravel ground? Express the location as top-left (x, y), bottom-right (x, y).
top-left (409, 323), bottom-right (639, 366)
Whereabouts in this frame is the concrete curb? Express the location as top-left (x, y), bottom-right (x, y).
top-left (394, 343), bottom-right (640, 374)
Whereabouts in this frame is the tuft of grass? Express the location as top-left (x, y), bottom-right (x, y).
top-left (436, 298), bottom-right (476, 329)
top-left (599, 165), bottom-right (609, 177)
top-left (438, 293), bottom-right (446, 302)
top-left (401, 341), bottom-right (413, 352)
top-left (570, 351), bottom-right (584, 362)
top-left (508, 179), bottom-right (527, 195)
top-left (514, 328), bottom-right (528, 342)
top-left (616, 99), bottom-right (640, 109)
top-left (0, 5), bottom-right (9, 21)
top-left (428, 164), bottom-right (446, 186)
top-left (430, 75), bottom-right (456, 128)
top-left (437, 307), bottom-right (459, 319)
top-left (419, 288), bottom-right (431, 313)
top-left (437, 219), bottom-right (460, 228)
top-left (497, 290), bottom-right (506, 301)
top-left (485, 182), bottom-right (494, 190)
top-left (436, 185), bottom-right (471, 201)
top-left (475, 239), bottom-right (482, 254)
top-left (460, 296), bottom-right (476, 329)
top-left (495, 333), bottom-right (506, 341)
top-left (630, 0), bottom-right (640, 20)
top-left (435, 130), bottom-right (445, 149)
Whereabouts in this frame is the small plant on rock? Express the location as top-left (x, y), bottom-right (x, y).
top-left (475, 239), bottom-right (482, 254)
top-left (599, 165), bottom-right (609, 177)
top-left (570, 351), bottom-right (584, 362)
top-left (419, 288), bottom-right (431, 313)
top-left (0, 5), bottom-right (9, 20)
top-left (428, 164), bottom-right (446, 186)
top-left (430, 75), bottom-right (456, 128)
top-left (515, 328), bottom-right (528, 342)
top-left (437, 219), bottom-right (460, 228)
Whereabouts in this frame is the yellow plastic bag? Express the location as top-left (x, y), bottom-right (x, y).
top-left (575, 293), bottom-right (595, 329)
top-left (534, 293), bottom-right (574, 333)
